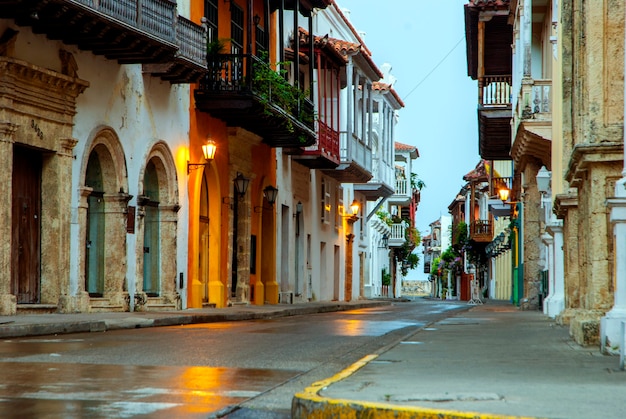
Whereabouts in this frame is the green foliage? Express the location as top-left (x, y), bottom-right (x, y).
top-left (206, 38), bottom-right (230, 56)
top-left (410, 173), bottom-right (426, 190)
top-left (394, 226), bottom-right (421, 277)
top-left (453, 221), bottom-right (468, 246)
top-left (381, 268), bottom-right (391, 286)
top-left (376, 210), bottom-right (393, 227)
top-left (252, 52), bottom-right (314, 137)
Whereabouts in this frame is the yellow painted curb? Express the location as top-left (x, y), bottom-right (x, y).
top-left (292, 354), bottom-right (547, 419)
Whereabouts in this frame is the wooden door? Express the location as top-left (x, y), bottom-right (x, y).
top-left (11, 146), bottom-right (42, 304)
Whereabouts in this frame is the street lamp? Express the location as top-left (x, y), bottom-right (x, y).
top-left (234, 173), bottom-right (250, 199)
top-left (187, 138), bottom-right (216, 173)
top-left (378, 233), bottom-right (389, 248)
top-left (254, 185), bottom-right (279, 212)
top-left (343, 199), bottom-right (360, 224)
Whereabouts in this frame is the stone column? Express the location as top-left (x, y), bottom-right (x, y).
top-left (0, 123), bottom-right (17, 315)
top-left (600, 10), bottom-right (626, 351)
top-left (345, 233), bottom-right (354, 302)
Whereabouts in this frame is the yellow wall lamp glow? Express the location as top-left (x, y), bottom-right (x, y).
top-left (188, 138), bottom-right (217, 174)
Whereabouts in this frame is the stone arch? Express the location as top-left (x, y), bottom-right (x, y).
top-left (135, 141), bottom-right (180, 310)
top-left (79, 127), bottom-right (130, 312)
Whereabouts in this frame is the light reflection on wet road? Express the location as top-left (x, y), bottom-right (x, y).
top-left (0, 300), bottom-right (469, 418)
top-left (0, 362), bottom-right (298, 418)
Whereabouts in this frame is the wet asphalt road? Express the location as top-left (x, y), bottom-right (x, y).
top-left (0, 299), bottom-right (469, 418)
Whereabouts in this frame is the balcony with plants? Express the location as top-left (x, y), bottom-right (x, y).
top-left (0, 0), bottom-right (206, 82)
top-left (195, 48), bottom-right (316, 148)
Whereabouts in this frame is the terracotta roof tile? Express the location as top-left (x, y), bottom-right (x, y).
top-left (373, 81), bottom-right (405, 108)
top-left (466, 0), bottom-right (509, 10)
top-left (463, 160), bottom-right (489, 182)
top-left (395, 141), bottom-right (419, 157)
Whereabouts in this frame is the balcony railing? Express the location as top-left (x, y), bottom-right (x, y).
top-left (175, 17), bottom-right (206, 67)
top-left (75, 0), bottom-right (176, 42)
top-left (1, 0), bottom-right (208, 81)
top-left (517, 79), bottom-right (552, 120)
top-left (395, 179), bottom-right (409, 196)
top-left (469, 219), bottom-right (493, 242)
top-left (340, 132), bottom-right (372, 172)
top-left (309, 121), bottom-right (340, 158)
top-left (479, 75), bottom-right (512, 106)
top-left (195, 54), bottom-right (316, 147)
top-left (389, 222), bottom-right (407, 247)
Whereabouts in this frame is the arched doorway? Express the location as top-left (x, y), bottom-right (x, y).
top-left (142, 159), bottom-right (161, 296)
top-left (199, 175), bottom-right (209, 303)
top-left (81, 135), bottom-right (130, 312)
top-left (136, 142), bottom-right (179, 310)
top-left (85, 151), bottom-right (105, 297)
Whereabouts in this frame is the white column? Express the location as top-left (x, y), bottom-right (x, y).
top-left (547, 220), bottom-right (565, 317)
top-left (601, 12), bottom-right (626, 352)
top-left (541, 232), bottom-right (554, 316)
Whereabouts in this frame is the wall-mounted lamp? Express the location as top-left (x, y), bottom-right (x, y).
top-left (296, 201), bottom-right (303, 214)
top-left (378, 233), bottom-right (389, 248)
top-left (536, 166), bottom-right (551, 194)
top-left (234, 173), bottom-right (250, 199)
top-left (253, 14), bottom-right (260, 26)
top-left (343, 199), bottom-right (360, 224)
top-left (188, 138), bottom-right (216, 173)
top-left (498, 187), bottom-right (510, 203)
top-left (254, 185), bottom-right (279, 212)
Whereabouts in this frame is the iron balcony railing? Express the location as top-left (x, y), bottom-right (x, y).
top-left (200, 53), bottom-right (314, 130)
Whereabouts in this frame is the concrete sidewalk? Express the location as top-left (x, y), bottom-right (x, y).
top-left (0, 300), bottom-right (391, 339)
top-left (293, 301), bottom-right (626, 419)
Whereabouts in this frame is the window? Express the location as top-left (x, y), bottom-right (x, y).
top-left (321, 178), bottom-right (331, 224)
top-left (335, 186), bottom-right (343, 229)
top-left (255, 25), bottom-right (267, 56)
top-left (230, 3), bottom-right (244, 54)
top-left (205, 0), bottom-right (218, 43)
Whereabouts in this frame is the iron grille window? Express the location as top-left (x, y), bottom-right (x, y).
top-left (205, 0), bottom-right (218, 43)
top-left (230, 3), bottom-right (244, 54)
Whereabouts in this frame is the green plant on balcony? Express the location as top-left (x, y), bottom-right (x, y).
top-left (252, 52), bottom-right (314, 140)
top-left (410, 173), bottom-right (426, 190)
top-left (375, 210), bottom-right (393, 227)
top-left (394, 226), bottom-right (421, 277)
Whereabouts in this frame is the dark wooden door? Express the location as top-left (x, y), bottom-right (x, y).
top-left (11, 146), bottom-right (42, 304)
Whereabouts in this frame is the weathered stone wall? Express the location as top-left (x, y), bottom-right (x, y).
top-left (559, 0), bottom-right (625, 346)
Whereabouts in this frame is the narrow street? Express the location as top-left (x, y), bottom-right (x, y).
top-left (0, 299), bottom-right (469, 419)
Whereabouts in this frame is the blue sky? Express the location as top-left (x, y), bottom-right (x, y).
top-left (335, 0), bottom-right (480, 280)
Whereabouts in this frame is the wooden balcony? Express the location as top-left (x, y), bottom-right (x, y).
top-left (469, 219), bottom-right (493, 242)
top-left (194, 54), bottom-right (317, 148)
top-left (388, 222), bottom-right (406, 247)
top-left (478, 75), bottom-right (513, 160)
top-left (388, 178), bottom-right (411, 205)
top-left (291, 120), bottom-right (340, 168)
top-left (143, 16), bottom-right (207, 83)
top-left (322, 131), bottom-right (372, 183)
top-left (0, 0), bottom-right (206, 83)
